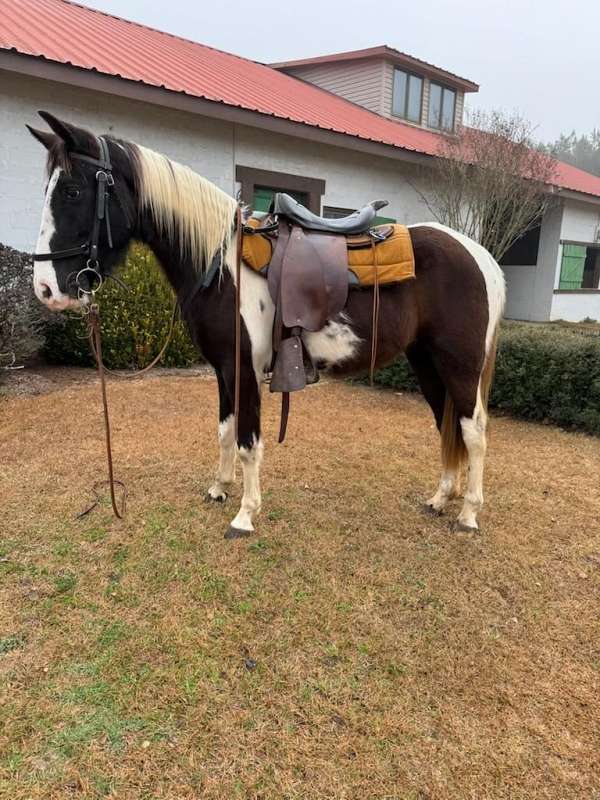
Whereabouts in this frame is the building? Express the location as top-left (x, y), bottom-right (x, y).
top-left (1, 0), bottom-right (599, 321)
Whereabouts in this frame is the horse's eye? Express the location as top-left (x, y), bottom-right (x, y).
top-left (65, 186), bottom-right (80, 200)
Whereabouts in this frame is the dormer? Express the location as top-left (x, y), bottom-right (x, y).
top-left (271, 46), bottom-right (479, 133)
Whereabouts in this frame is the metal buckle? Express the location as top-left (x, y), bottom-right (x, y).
top-left (96, 169), bottom-right (114, 187)
top-left (75, 262), bottom-right (103, 298)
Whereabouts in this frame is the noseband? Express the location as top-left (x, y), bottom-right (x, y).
top-left (33, 136), bottom-right (119, 291)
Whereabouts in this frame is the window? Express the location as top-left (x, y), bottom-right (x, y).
top-left (558, 243), bottom-right (600, 290)
top-left (392, 69), bottom-right (423, 123)
top-left (500, 225), bottom-right (541, 267)
top-left (323, 206), bottom-right (397, 226)
top-left (428, 83), bottom-right (456, 131)
top-left (236, 166), bottom-right (324, 213)
top-left (253, 186), bottom-right (308, 212)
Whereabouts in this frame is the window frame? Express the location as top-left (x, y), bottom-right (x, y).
top-left (428, 82), bottom-right (457, 132)
top-left (391, 68), bottom-right (424, 124)
top-left (556, 240), bottom-right (600, 292)
top-left (236, 166), bottom-right (325, 214)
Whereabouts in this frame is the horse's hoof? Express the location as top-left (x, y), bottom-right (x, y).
top-left (206, 490), bottom-right (227, 503)
top-left (423, 503), bottom-right (443, 517)
top-left (456, 522), bottom-right (479, 534)
top-left (224, 526), bottom-right (253, 540)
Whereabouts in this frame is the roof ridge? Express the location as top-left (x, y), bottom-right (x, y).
top-left (54, 0), bottom-right (270, 70)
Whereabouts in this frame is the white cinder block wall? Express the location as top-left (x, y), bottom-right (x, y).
top-left (0, 70), bottom-right (433, 253)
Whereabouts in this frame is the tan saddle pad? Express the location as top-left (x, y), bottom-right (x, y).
top-left (242, 218), bottom-right (416, 287)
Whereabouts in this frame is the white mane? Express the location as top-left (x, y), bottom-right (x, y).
top-left (135, 144), bottom-right (237, 271)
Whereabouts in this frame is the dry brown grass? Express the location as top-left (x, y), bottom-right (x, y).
top-left (1, 372), bottom-right (599, 800)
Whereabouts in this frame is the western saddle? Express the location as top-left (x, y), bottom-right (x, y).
top-left (236, 193), bottom-right (414, 441)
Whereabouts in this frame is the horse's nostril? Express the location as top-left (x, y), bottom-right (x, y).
top-left (40, 283), bottom-right (52, 299)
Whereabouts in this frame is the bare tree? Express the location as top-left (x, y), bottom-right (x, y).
top-left (419, 110), bottom-right (558, 262)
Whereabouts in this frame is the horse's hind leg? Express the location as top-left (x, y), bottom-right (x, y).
top-left (207, 370), bottom-right (236, 502)
top-left (434, 354), bottom-right (493, 532)
top-left (406, 344), bottom-right (461, 513)
top-left (458, 401), bottom-right (487, 531)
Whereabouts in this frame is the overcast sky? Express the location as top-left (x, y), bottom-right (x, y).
top-left (83, 0), bottom-right (598, 142)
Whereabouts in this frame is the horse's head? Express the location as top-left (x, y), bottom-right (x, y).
top-left (28, 111), bottom-right (137, 311)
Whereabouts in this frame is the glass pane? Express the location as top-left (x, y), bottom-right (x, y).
top-left (407, 75), bottom-right (423, 122)
top-left (428, 83), bottom-right (442, 128)
top-left (441, 88), bottom-right (456, 130)
top-left (392, 69), bottom-right (408, 117)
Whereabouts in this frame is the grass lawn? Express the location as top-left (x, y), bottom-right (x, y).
top-left (1, 373), bottom-right (599, 799)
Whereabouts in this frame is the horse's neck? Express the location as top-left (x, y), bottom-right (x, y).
top-left (137, 212), bottom-right (203, 301)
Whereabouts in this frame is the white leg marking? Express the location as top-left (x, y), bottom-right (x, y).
top-left (207, 414), bottom-right (236, 501)
top-left (303, 318), bottom-right (361, 369)
top-left (458, 392), bottom-right (487, 530)
top-left (427, 467), bottom-right (461, 513)
top-left (409, 222), bottom-right (506, 355)
top-left (33, 168), bottom-right (80, 312)
top-left (230, 438), bottom-right (263, 533)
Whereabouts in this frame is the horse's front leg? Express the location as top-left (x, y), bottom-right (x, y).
top-left (207, 370), bottom-right (236, 502)
top-left (225, 370), bottom-right (263, 540)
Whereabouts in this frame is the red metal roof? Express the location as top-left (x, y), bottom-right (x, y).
top-left (1, 0), bottom-right (599, 200)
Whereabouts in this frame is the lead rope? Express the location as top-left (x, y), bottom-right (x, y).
top-left (234, 206), bottom-right (243, 441)
top-left (78, 297), bottom-right (178, 520)
top-left (79, 302), bottom-right (127, 519)
top-left (369, 238), bottom-right (381, 386)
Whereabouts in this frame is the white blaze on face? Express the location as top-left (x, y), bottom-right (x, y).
top-left (33, 168), bottom-right (80, 311)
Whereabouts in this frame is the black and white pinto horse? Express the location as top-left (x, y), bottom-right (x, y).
top-left (28, 113), bottom-right (505, 538)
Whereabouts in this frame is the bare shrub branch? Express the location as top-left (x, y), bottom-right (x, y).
top-left (423, 110), bottom-right (559, 262)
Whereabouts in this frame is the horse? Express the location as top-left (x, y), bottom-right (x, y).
top-left (27, 111), bottom-right (505, 539)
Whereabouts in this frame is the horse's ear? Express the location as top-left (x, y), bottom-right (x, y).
top-left (26, 125), bottom-right (58, 150)
top-left (37, 110), bottom-right (94, 153)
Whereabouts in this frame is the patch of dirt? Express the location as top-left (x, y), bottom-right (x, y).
top-left (0, 374), bottom-right (598, 800)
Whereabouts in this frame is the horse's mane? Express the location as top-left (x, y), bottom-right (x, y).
top-left (46, 136), bottom-right (237, 273)
top-left (133, 144), bottom-right (237, 272)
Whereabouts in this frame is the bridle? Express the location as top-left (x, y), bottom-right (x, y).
top-left (33, 136), bottom-right (119, 295)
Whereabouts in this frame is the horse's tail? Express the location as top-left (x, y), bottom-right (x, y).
top-left (441, 324), bottom-right (499, 472)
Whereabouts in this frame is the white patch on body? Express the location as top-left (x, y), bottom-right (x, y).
top-left (303, 318), bottom-right (360, 368)
top-left (225, 247), bottom-right (275, 381)
top-left (409, 222), bottom-right (506, 355)
top-left (33, 168), bottom-right (80, 311)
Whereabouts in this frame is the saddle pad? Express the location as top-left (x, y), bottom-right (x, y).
top-left (242, 217), bottom-right (272, 271)
top-left (242, 220), bottom-right (415, 287)
top-left (346, 224), bottom-right (415, 287)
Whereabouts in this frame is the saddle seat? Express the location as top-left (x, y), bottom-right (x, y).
top-left (272, 192), bottom-right (389, 234)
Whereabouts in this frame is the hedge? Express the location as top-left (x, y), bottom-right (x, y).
top-left (373, 321), bottom-right (600, 435)
top-left (42, 244), bottom-right (197, 369)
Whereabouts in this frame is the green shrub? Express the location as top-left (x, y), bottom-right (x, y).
top-left (42, 244), bottom-right (198, 369)
top-left (373, 321), bottom-right (600, 436)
